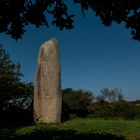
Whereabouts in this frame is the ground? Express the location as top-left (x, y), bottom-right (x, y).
top-left (0, 118), bottom-right (140, 140)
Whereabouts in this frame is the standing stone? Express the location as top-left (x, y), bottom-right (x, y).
top-left (34, 38), bottom-right (62, 123)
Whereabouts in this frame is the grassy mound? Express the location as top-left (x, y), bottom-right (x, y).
top-left (0, 118), bottom-right (140, 140)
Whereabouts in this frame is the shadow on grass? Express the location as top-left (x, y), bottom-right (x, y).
top-left (0, 127), bottom-right (125, 140)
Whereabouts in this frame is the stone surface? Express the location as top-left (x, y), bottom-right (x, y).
top-left (34, 38), bottom-right (62, 123)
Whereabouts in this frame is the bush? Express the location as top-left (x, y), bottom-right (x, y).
top-left (62, 88), bottom-right (94, 121)
top-left (89, 101), bottom-right (140, 120)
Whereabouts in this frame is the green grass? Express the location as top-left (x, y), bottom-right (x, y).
top-left (62, 118), bottom-right (140, 140)
top-left (0, 118), bottom-right (140, 140)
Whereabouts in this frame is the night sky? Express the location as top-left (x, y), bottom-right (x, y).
top-left (0, 7), bottom-right (140, 100)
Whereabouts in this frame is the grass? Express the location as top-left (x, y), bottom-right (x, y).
top-left (0, 118), bottom-right (140, 140)
top-left (62, 118), bottom-right (140, 140)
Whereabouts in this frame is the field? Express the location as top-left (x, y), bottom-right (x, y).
top-left (63, 118), bottom-right (140, 140)
top-left (0, 118), bottom-right (140, 140)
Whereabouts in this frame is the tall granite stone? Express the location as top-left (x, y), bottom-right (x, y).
top-left (34, 38), bottom-right (62, 123)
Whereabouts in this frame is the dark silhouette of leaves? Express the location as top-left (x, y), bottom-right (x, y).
top-left (0, 0), bottom-right (74, 40)
top-left (0, 0), bottom-right (140, 41)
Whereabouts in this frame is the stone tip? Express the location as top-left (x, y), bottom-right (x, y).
top-left (41, 38), bottom-right (58, 48)
top-left (49, 37), bottom-right (57, 42)
top-left (48, 37), bottom-right (58, 45)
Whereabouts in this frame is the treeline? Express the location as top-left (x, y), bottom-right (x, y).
top-left (0, 45), bottom-right (140, 127)
top-left (62, 88), bottom-right (140, 121)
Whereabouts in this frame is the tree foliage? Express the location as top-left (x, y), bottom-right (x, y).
top-left (62, 88), bottom-right (140, 120)
top-left (62, 88), bottom-right (94, 119)
top-left (0, 45), bottom-right (22, 110)
top-left (96, 88), bottom-right (123, 102)
top-left (0, 0), bottom-right (140, 41)
top-left (0, 45), bottom-right (33, 126)
top-left (0, 0), bottom-right (74, 40)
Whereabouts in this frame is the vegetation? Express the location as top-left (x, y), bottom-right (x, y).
top-left (0, 45), bottom-right (34, 126)
top-left (0, 118), bottom-right (140, 140)
top-left (0, 44), bottom-right (22, 110)
top-left (62, 88), bottom-right (94, 120)
top-left (62, 88), bottom-right (140, 120)
top-left (1, 0), bottom-right (140, 41)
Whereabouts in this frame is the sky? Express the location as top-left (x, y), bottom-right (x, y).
top-left (0, 6), bottom-right (140, 100)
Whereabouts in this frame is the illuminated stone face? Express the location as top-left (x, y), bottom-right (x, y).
top-left (34, 38), bottom-right (62, 124)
